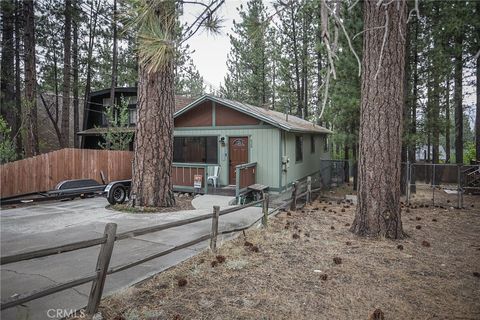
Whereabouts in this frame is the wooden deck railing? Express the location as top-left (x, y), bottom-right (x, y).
top-left (172, 162), bottom-right (211, 193)
top-left (235, 162), bottom-right (257, 200)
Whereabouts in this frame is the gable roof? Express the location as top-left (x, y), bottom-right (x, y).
top-left (175, 94), bottom-right (333, 134)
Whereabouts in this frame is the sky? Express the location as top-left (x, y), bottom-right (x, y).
top-left (182, 1), bottom-right (477, 128)
top-left (183, 1), bottom-right (244, 91)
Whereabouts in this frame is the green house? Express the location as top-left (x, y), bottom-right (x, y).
top-left (173, 94), bottom-right (332, 193)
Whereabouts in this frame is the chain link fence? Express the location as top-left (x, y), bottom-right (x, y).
top-left (404, 162), bottom-right (480, 209)
top-left (310, 160), bottom-right (349, 190)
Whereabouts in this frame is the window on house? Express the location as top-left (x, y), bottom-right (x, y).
top-left (295, 135), bottom-right (303, 162)
top-left (174, 136), bottom-right (218, 164)
top-left (310, 135), bottom-right (315, 153)
top-left (129, 109), bottom-right (137, 125)
top-left (324, 136), bottom-right (329, 152)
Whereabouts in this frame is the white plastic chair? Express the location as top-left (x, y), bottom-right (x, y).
top-left (207, 165), bottom-right (220, 188)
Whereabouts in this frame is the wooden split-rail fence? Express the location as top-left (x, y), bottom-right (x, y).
top-left (0, 174), bottom-right (319, 315)
top-left (0, 196), bottom-right (271, 314)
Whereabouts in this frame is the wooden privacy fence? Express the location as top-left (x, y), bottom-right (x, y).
top-left (0, 196), bottom-right (270, 314)
top-left (0, 148), bottom-right (133, 198)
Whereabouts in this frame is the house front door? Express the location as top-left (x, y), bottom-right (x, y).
top-left (229, 137), bottom-right (249, 185)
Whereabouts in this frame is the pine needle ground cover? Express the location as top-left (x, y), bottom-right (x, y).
top-left (94, 193), bottom-right (480, 320)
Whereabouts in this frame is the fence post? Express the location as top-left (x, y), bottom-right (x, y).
top-left (210, 206), bottom-right (220, 251)
top-left (290, 182), bottom-right (298, 211)
top-left (86, 223), bottom-right (117, 315)
top-left (432, 163), bottom-right (436, 206)
top-left (306, 176), bottom-right (312, 204)
top-left (457, 164), bottom-right (462, 209)
top-left (262, 193), bottom-right (269, 227)
top-left (235, 166), bottom-right (241, 204)
top-left (204, 165), bottom-right (208, 194)
top-left (406, 161), bottom-right (410, 205)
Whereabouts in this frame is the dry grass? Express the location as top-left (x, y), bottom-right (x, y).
top-left (94, 191), bottom-right (480, 320)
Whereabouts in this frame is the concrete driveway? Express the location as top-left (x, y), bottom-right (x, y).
top-left (0, 196), bottom-right (262, 320)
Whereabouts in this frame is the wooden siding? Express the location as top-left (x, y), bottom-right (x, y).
top-left (282, 133), bottom-right (330, 188)
top-left (216, 104), bottom-right (261, 126)
top-left (174, 127), bottom-right (281, 189)
top-left (175, 101), bottom-right (212, 127)
top-left (0, 148), bottom-right (133, 198)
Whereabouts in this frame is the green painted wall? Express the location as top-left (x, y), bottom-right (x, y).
top-left (174, 126), bottom-right (281, 188)
top-left (281, 132), bottom-right (331, 189)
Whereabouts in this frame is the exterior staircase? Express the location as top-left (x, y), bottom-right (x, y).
top-left (463, 163), bottom-right (480, 194)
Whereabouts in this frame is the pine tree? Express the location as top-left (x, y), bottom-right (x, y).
top-left (222, 0), bottom-right (271, 107)
top-left (23, 0), bottom-right (39, 156)
top-left (350, 0), bottom-right (407, 239)
top-left (0, 0), bottom-right (17, 159)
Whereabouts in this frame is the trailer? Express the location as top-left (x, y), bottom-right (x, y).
top-left (0, 178), bottom-right (132, 206)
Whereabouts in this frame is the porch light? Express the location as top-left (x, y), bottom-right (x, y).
top-left (219, 137), bottom-right (226, 146)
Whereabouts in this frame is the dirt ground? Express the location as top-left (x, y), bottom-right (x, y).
top-left (92, 189), bottom-right (479, 320)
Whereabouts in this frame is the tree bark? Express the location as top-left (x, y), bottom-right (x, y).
top-left (408, 15), bottom-right (418, 194)
top-left (14, 0), bottom-right (23, 154)
top-left (82, 0), bottom-right (101, 135)
top-left (132, 61), bottom-right (176, 207)
top-left (72, 1), bottom-right (79, 148)
top-left (107, 0), bottom-right (118, 150)
top-left (131, 1), bottom-right (176, 207)
top-left (61, 0), bottom-right (72, 148)
top-left (453, 34), bottom-right (463, 164)
top-left (23, 0), bottom-right (39, 157)
top-left (445, 79), bottom-right (451, 163)
top-left (1, 0), bottom-right (16, 150)
top-left (476, 52), bottom-right (479, 162)
top-left (350, 0), bottom-right (407, 239)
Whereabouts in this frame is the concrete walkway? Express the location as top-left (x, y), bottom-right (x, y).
top-left (0, 196), bottom-right (262, 320)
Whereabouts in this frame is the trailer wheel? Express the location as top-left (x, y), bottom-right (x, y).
top-left (108, 184), bottom-right (127, 205)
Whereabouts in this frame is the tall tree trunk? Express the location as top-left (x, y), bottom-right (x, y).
top-left (350, 0), bottom-right (407, 239)
top-left (23, 0), bottom-right (39, 156)
top-left (1, 0), bottom-right (16, 153)
top-left (432, 71), bottom-right (440, 164)
top-left (82, 0), bottom-right (101, 134)
top-left (445, 78), bottom-right (451, 163)
top-left (315, 4), bottom-right (322, 122)
top-left (408, 14), bottom-right (418, 193)
top-left (344, 144), bottom-right (349, 183)
top-left (290, 5), bottom-right (302, 118)
top-left (132, 61), bottom-right (175, 207)
top-left (107, 0), bottom-right (118, 150)
top-left (131, 1), bottom-right (176, 207)
top-left (453, 34), bottom-right (463, 164)
top-left (53, 47), bottom-right (61, 145)
top-left (431, 3), bottom-right (440, 164)
top-left (14, 0), bottom-right (23, 155)
top-left (476, 52), bottom-right (479, 161)
top-left (61, 0), bottom-right (72, 148)
top-left (72, 1), bottom-right (79, 148)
